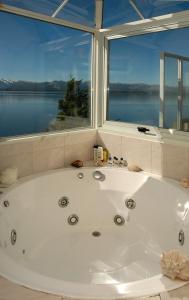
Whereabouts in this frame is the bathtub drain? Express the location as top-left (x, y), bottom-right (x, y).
top-left (92, 231), bottom-right (101, 237)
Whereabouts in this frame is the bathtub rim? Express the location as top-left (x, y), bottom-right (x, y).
top-left (0, 166), bottom-right (188, 198)
top-left (0, 247), bottom-right (187, 300)
top-left (0, 166), bottom-right (189, 299)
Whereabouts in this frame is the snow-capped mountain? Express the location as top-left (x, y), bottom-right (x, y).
top-left (0, 79), bottom-right (16, 89)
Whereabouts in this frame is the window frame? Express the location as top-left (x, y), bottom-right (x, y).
top-left (2, 4), bottom-right (189, 142)
top-left (100, 9), bottom-right (189, 141)
top-left (0, 4), bottom-right (97, 140)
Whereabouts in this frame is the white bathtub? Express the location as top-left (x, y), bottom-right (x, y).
top-left (0, 167), bottom-right (189, 299)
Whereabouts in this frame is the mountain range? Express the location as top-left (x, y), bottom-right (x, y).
top-left (0, 79), bottom-right (181, 94)
top-left (0, 78), bottom-right (160, 93)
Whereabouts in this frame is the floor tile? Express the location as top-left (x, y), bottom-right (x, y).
top-left (0, 276), bottom-right (61, 300)
top-left (160, 284), bottom-right (189, 300)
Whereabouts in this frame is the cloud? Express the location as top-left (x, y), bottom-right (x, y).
top-left (74, 40), bottom-right (90, 47)
top-left (46, 36), bottom-right (71, 46)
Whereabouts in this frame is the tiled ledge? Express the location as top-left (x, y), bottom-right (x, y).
top-left (1, 128), bottom-right (189, 181)
top-left (0, 276), bottom-right (189, 300)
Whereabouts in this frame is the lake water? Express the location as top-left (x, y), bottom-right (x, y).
top-left (0, 92), bottom-right (62, 137)
top-left (0, 91), bottom-right (187, 137)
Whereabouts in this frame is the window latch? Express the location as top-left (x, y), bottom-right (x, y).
top-left (137, 127), bottom-right (156, 136)
top-left (137, 127), bottom-right (150, 133)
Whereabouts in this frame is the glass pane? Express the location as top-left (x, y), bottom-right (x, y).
top-left (164, 57), bottom-right (178, 129)
top-left (107, 27), bottom-right (189, 128)
top-left (0, 0), bottom-right (61, 16)
top-left (182, 61), bottom-right (189, 131)
top-left (0, 12), bottom-right (92, 137)
top-left (1, 0), bottom-right (95, 27)
top-left (103, 0), bottom-right (189, 28)
top-left (57, 0), bottom-right (95, 27)
top-left (103, 0), bottom-right (139, 28)
top-left (107, 36), bottom-right (160, 127)
top-left (136, 0), bottom-right (189, 19)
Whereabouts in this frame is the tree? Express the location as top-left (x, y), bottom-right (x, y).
top-left (57, 77), bottom-right (89, 120)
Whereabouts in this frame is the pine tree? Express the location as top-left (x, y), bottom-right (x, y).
top-left (57, 77), bottom-right (89, 120)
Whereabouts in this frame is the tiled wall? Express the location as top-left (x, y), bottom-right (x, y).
top-left (0, 129), bottom-right (97, 178)
top-left (0, 128), bottom-right (189, 181)
top-left (97, 130), bottom-right (189, 181)
top-left (97, 130), bottom-right (162, 175)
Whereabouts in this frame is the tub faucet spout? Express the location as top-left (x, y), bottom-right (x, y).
top-left (93, 171), bottom-right (105, 181)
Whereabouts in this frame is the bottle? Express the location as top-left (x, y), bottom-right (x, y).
top-left (113, 156), bottom-right (119, 165)
top-left (97, 146), bottom-right (103, 162)
top-left (119, 157), bottom-right (124, 167)
top-left (108, 156), bottom-right (113, 166)
top-left (93, 145), bottom-right (98, 162)
top-left (123, 158), bottom-right (128, 167)
top-left (103, 148), bottom-right (109, 163)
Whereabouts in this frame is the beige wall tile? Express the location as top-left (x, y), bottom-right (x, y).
top-left (0, 153), bottom-right (33, 178)
top-left (162, 144), bottom-right (189, 180)
top-left (47, 147), bottom-right (65, 170)
top-left (0, 139), bottom-right (34, 157)
top-left (65, 129), bottom-right (97, 146)
top-left (33, 134), bottom-right (65, 151)
top-left (151, 142), bottom-right (163, 175)
top-left (64, 143), bottom-right (93, 166)
top-left (0, 155), bottom-right (18, 172)
top-left (121, 136), bottom-right (152, 172)
top-left (97, 131), bottom-right (122, 158)
top-left (0, 130), bottom-right (96, 177)
top-left (64, 129), bottom-right (97, 166)
top-left (16, 152), bottom-right (33, 177)
top-left (33, 147), bottom-right (64, 173)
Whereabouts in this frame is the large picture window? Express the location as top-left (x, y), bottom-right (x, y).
top-left (0, 12), bottom-right (92, 137)
top-left (107, 27), bottom-right (189, 129)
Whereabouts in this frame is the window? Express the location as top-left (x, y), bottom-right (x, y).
top-left (107, 27), bottom-right (189, 130)
top-left (0, 12), bottom-right (93, 137)
top-left (1, 0), bottom-right (95, 27)
top-left (103, 0), bottom-right (189, 28)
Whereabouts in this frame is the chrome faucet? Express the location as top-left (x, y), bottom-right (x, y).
top-left (93, 170), bottom-right (105, 181)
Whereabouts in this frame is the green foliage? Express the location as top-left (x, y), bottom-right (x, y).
top-left (58, 77), bottom-right (89, 119)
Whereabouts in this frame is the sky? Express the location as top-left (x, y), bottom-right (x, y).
top-left (1, 1), bottom-right (189, 84)
top-left (109, 27), bottom-right (189, 84)
top-left (0, 11), bottom-right (92, 82)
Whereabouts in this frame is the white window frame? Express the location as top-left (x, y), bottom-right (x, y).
top-left (99, 9), bottom-right (189, 141)
top-left (2, 2), bottom-right (189, 142)
top-left (0, 3), bottom-right (98, 139)
top-left (160, 52), bottom-right (189, 130)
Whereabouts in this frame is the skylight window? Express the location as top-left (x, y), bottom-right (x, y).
top-left (103, 0), bottom-right (189, 28)
top-left (1, 0), bottom-right (95, 27)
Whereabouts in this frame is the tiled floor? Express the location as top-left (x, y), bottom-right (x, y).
top-left (0, 276), bottom-right (189, 300)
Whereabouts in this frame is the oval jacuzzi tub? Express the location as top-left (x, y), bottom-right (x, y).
top-left (0, 167), bottom-right (189, 299)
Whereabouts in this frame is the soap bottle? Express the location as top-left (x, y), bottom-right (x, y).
top-left (93, 145), bottom-right (98, 163)
top-left (97, 146), bottom-right (103, 162)
top-left (103, 148), bottom-right (109, 163)
top-left (119, 157), bottom-right (124, 167)
top-left (113, 156), bottom-right (119, 165)
top-left (108, 157), bottom-right (113, 166)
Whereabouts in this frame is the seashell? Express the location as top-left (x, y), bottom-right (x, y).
top-left (128, 165), bottom-right (143, 172)
top-left (71, 160), bottom-right (83, 168)
top-left (160, 249), bottom-right (189, 281)
top-left (180, 178), bottom-right (189, 188)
